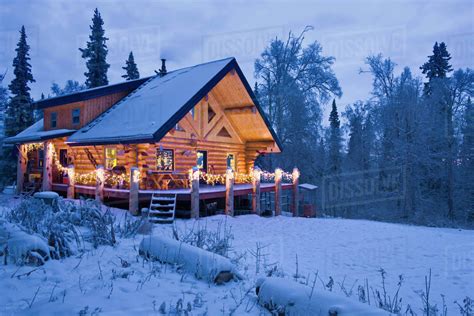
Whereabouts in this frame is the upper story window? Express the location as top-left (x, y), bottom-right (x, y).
top-left (72, 108), bottom-right (80, 125)
top-left (51, 112), bottom-right (57, 128)
top-left (105, 147), bottom-right (117, 169)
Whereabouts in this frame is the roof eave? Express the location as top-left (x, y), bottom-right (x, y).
top-left (4, 130), bottom-right (76, 144)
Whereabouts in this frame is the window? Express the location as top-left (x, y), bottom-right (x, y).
top-left (156, 149), bottom-right (174, 171)
top-left (189, 108), bottom-right (195, 119)
top-left (38, 149), bottom-right (44, 168)
top-left (72, 108), bottom-right (80, 125)
top-left (51, 112), bottom-right (57, 128)
top-left (196, 150), bottom-right (207, 172)
top-left (59, 149), bottom-right (68, 167)
top-left (226, 153), bottom-right (236, 171)
top-left (105, 147), bottom-right (117, 169)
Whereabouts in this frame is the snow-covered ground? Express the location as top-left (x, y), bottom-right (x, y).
top-left (0, 195), bottom-right (473, 315)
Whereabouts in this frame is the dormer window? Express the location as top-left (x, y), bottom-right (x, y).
top-left (51, 112), bottom-right (57, 128)
top-left (72, 108), bottom-right (80, 125)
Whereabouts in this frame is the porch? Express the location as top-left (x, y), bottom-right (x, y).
top-left (51, 181), bottom-right (296, 217)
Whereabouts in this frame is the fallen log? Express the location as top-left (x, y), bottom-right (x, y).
top-left (139, 235), bottom-right (241, 284)
top-left (256, 277), bottom-right (391, 316)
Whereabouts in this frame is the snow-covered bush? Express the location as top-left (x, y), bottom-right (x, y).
top-left (115, 211), bottom-right (146, 238)
top-left (72, 199), bottom-right (116, 248)
top-left (6, 197), bottom-right (81, 259)
top-left (173, 219), bottom-right (234, 257)
top-left (0, 219), bottom-right (50, 265)
top-left (5, 197), bottom-right (119, 261)
top-left (139, 235), bottom-right (241, 284)
top-left (255, 277), bottom-right (391, 315)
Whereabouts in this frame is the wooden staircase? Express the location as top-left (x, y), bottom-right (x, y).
top-left (148, 193), bottom-right (177, 223)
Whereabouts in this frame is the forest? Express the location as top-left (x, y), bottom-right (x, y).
top-left (0, 18), bottom-right (472, 227)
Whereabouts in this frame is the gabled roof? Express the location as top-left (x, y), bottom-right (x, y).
top-left (35, 76), bottom-right (151, 109)
top-left (66, 57), bottom-right (282, 150)
top-left (4, 119), bottom-right (75, 144)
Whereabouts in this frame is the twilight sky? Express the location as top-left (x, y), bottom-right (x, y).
top-left (0, 0), bottom-right (472, 117)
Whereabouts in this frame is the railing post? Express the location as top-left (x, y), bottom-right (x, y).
top-left (95, 165), bottom-right (105, 203)
top-left (252, 167), bottom-right (261, 215)
top-left (16, 144), bottom-right (27, 195)
top-left (42, 141), bottom-right (53, 191)
top-left (225, 168), bottom-right (234, 216)
top-left (129, 167), bottom-right (140, 215)
top-left (67, 165), bottom-right (75, 199)
top-left (190, 167), bottom-right (200, 219)
top-left (274, 168), bottom-right (282, 216)
top-left (292, 167), bottom-right (300, 217)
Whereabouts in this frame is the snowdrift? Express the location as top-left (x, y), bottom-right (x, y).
top-left (0, 219), bottom-right (50, 265)
top-left (256, 277), bottom-right (391, 316)
top-left (139, 235), bottom-right (241, 284)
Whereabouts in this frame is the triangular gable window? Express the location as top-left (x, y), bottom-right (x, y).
top-left (217, 126), bottom-right (232, 138)
top-left (208, 105), bottom-right (216, 123)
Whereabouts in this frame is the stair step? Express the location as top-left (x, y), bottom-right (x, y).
top-left (148, 193), bottom-right (177, 224)
top-left (149, 210), bottom-right (174, 215)
top-left (152, 197), bottom-right (175, 201)
top-left (150, 205), bottom-right (173, 209)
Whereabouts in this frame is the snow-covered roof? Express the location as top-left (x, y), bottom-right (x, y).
top-left (4, 119), bottom-right (75, 144)
top-left (35, 76), bottom-right (151, 109)
top-left (67, 57), bottom-right (237, 145)
top-left (299, 183), bottom-right (318, 190)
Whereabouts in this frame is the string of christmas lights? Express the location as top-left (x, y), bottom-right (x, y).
top-left (49, 143), bottom-right (133, 188)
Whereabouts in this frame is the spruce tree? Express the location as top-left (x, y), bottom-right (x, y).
top-left (328, 99), bottom-right (341, 175)
top-left (420, 42), bottom-right (452, 94)
top-left (5, 26), bottom-right (35, 137)
top-left (122, 51), bottom-right (140, 80)
top-left (79, 8), bottom-right (110, 88)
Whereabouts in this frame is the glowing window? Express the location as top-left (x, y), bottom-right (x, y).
top-left (156, 149), bottom-right (174, 171)
top-left (196, 150), bottom-right (207, 172)
top-left (105, 148), bottom-right (117, 169)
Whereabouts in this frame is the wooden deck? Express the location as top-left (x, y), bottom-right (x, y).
top-left (52, 182), bottom-right (293, 201)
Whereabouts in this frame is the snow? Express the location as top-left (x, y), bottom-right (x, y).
top-left (0, 219), bottom-right (50, 265)
top-left (256, 277), bottom-right (390, 315)
top-left (139, 235), bottom-right (240, 283)
top-left (4, 118), bottom-right (75, 144)
top-left (0, 195), bottom-right (472, 314)
top-left (33, 191), bottom-right (60, 199)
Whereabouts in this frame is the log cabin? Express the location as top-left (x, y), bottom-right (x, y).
top-left (5, 57), bottom-right (298, 218)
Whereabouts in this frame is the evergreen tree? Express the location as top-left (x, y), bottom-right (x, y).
top-left (328, 99), bottom-right (342, 175)
top-left (79, 8), bottom-right (110, 88)
top-left (122, 51), bottom-right (139, 80)
top-left (345, 102), bottom-right (365, 172)
top-left (5, 26), bottom-right (35, 137)
top-left (420, 42), bottom-right (452, 94)
top-left (0, 83), bottom-right (8, 138)
top-left (460, 97), bottom-right (474, 214)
